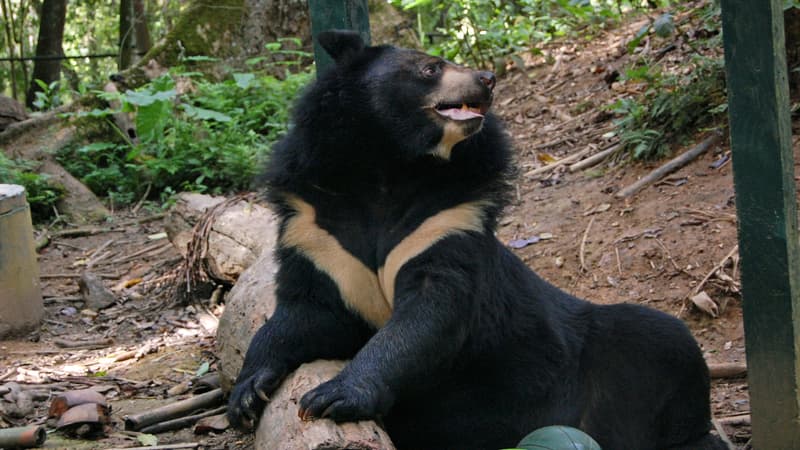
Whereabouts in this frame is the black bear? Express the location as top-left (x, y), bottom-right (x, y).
top-left (228, 30), bottom-right (727, 450)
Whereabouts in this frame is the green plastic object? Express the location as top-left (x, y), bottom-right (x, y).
top-left (516, 425), bottom-right (602, 450)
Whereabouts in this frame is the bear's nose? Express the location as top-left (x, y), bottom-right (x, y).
top-left (478, 71), bottom-right (496, 91)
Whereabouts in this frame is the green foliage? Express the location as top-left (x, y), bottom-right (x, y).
top-left (0, 153), bottom-right (64, 221)
top-left (610, 57), bottom-right (726, 160)
top-left (31, 79), bottom-right (63, 110)
top-left (390, 0), bottom-right (671, 68)
top-left (58, 52), bottom-right (312, 207)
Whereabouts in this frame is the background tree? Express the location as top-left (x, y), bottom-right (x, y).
top-left (133, 0), bottom-right (152, 58)
top-left (119, 0), bottom-right (135, 69)
top-left (26, 0), bottom-right (67, 108)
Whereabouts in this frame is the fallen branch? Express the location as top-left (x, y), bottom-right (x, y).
top-left (708, 362), bottom-right (747, 379)
top-left (50, 227), bottom-right (117, 238)
top-left (615, 132), bottom-right (722, 199)
top-left (108, 443), bottom-right (199, 450)
top-left (53, 337), bottom-right (114, 350)
top-left (524, 146), bottom-right (595, 178)
top-left (711, 418), bottom-right (736, 450)
top-left (124, 388), bottom-right (224, 431)
top-left (679, 244), bottom-right (740, 317)
top-left (716, 413), bottom-right (751, 427)
top-left (569, 144), bottom-right (621, 172)
top-left (138, 405), bottom-right (227, 434)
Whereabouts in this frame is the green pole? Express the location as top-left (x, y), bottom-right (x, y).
top-left (721, 0), bottom-right (800, 447)
top-left (308, 0), bottom-right (371, 75)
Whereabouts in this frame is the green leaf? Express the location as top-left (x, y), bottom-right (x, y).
top-left (233, 73), bottom-right (256, 89)
top-left (627, 24), bottom-right (651, 53)
top-left (196, 361), bottom-right (210, 377)
top-left (136, 100), bottom-right (172, 142)
top-left (182, 104), bottom-right (232, 122)
top-left (137, 433), bottom-right (158, 446)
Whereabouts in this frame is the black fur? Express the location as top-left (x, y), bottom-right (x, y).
top-left (228, 31), bottom-right (727, 450)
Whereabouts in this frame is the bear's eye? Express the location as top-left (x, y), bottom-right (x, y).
top-left (420, 64), bottom-right (440, 78)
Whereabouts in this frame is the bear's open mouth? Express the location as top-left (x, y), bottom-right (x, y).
top-left (433, 102), bottom-right (490, 121)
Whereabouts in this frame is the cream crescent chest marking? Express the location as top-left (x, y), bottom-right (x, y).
top-left (280, 196), bottom-right (487, 328)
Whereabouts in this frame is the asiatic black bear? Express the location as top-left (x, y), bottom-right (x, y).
top-left (228, 30), bottom-right (726, 450)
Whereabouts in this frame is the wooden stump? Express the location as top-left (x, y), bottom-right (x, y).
top-left (0, 185), bottom-right (43, 338)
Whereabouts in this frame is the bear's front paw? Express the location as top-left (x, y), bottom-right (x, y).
top-left (298, 377), bottom-right (392, 423)
top-left (227, 368), bottom-right (283, 431)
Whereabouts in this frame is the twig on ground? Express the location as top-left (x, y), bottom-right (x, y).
top-left (53, 337), bottom-right (114, 349)
top-left (124, 388), bottom-right (224, 431)
top-left (569, 144), bottom-right (621, 172)
top-left (138, 405), bottom-right (227, 434)
top-left (712, 418), bottom-right (736, 449)
top-left (615, 132), bottom-right (722, 199)
top-left (131, 183), bottom-right (152, 215)
top-left (107, 443), bottom-right (199, 450)
top-left (580, 217), bottom-right (595, 273)
top-left (680, 244), bottom-right (739, 316)
top-left (525, 146), bottom-right (594, 178)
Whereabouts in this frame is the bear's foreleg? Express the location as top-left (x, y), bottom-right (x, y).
top-left (298, 240), bottom-right (477, 422)
top-left (228, 253), bottom-right (373, 429)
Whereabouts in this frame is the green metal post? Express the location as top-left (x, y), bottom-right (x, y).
top-left (721, 0), bottom-right (800, 447)
top-left (308, 0), bottom-right (371, 75)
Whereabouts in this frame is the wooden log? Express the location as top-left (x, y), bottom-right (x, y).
top-left (256, 360), bottom-right (396, 450)
top-left (216, 249), bottom-right (280, 392)
top-left (708, 362), bottom-right (747, 379)
top-left (615, 133), bottom-right (721, 199)
top-left (164, 193), bottom-right (276, 283)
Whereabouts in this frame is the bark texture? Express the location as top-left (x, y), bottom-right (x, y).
top-left (26, 0), bottom-right (67, 108)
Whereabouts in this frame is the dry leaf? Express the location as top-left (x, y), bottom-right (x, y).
top-left (690, 291), bottom-right (718, 318)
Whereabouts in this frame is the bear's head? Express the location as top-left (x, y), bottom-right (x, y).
top-left (315, 30), bottom-right (497, 162)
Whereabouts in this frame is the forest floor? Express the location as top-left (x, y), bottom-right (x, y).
top-left (0, 3), bottom-right (780, 449)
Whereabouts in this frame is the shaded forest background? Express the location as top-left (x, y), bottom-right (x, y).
top-left (0, 0), bottom-right (797, 222)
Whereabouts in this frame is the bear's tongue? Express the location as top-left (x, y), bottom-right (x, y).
top-left (436, 104), bottom-right (484, 121)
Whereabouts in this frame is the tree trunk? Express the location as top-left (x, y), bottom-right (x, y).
top-left (119, 0), bottom-right (136, 70)
top-left (26, 0), bottom-right (67, 108)
top-left (118, 0), bottom-right (311, 88)
top-left (0, 0), bottom-right (19, 100)
top-left (133, 0), bottom-right (152, 57)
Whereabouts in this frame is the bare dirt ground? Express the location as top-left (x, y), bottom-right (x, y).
top-left (1, 4), bottom-right (782, 449)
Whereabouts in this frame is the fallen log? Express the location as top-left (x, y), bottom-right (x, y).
top-left (256, 360), bottom-right (396, 450)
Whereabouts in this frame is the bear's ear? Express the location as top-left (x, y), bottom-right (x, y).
top-left (317, 30), bottom-right (365, 63)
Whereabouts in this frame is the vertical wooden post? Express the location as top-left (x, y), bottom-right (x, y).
top-left (0, 185), bottom-right (43, 338)
top-left (307, 0), bottom-right (371, 75)
top-left (721, 0), bottom-right (800, 447)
